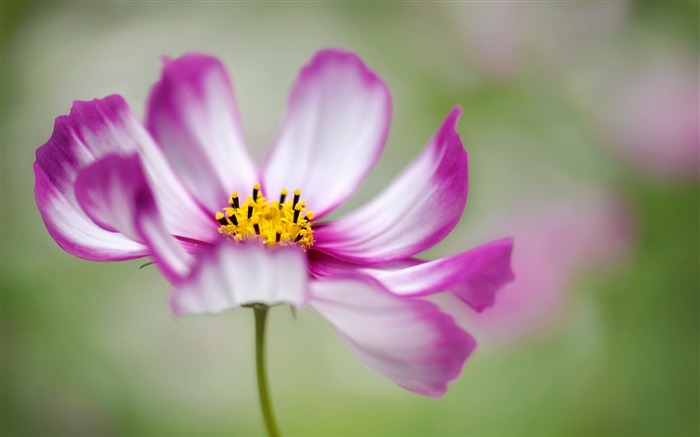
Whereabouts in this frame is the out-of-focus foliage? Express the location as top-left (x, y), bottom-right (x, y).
top-left (2, 2), bottom-right (697, 436)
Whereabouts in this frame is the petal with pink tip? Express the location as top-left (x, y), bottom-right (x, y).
top-left (34, 95), bottom-right (216, 263)
top-left (75, 154), bottom-right (193, 282)
top-left (310, 276), bottom-right (475, 397)
top-left (170, 243), bottom-right (308, 317)
top-left (262, 49), bottom-right (391, 218)
top-left (310, 237), bottom-right (514, 312)
top-left (147, 54), bottom-right (258, 211)
top-left (314, 107), bottom-right (468, 263)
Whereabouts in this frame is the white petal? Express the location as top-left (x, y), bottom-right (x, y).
top-left (310, 276), bottom-right (475, 397)
top-left (262, 49), bottom-right (391, 218)
top-left (74, 154), bottom-right (193, 281)
top-left (171, 243), bottom-right (309, 316)
top-left (147, 54), bottom-right (258, 211)
top-left (314, 107), bottom-right (467, 263)
top-left (34, 95), bottom-right (217, 255)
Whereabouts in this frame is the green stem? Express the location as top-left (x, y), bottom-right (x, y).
top-left (254, 305), bottom-right (280, 437)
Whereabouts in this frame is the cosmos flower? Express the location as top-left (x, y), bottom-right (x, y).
top-left (34, 49), bottom-right (514, 397)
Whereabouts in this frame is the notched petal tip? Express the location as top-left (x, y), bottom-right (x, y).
top-left (452, 237), bottom-right (516, 314)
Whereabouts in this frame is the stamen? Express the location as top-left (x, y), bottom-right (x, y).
top-left (279, 189), bottom-right (288, 208)
top-left (227, 210), bottom-right (239, 226)
top-left (230, 191), bottom-right (240, 209)
top-left (252, 183), bottom-right (260, 201)
top-left (216, 212), bottom-right (228, 226)
top-left (293, 202), bottom-right (304, 224)
top-left (292, 189), bottom-right (301, 208)
top-left (215, 184), bottom-right (314, 249)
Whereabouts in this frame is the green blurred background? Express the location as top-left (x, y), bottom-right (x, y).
top-left (2, 2), bottom-right (698, 436)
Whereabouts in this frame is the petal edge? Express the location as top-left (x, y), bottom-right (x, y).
top-left (315, 107), bottom-right (468, 263)
top-left (310, 275), bottom-right (475, 397)
top-left (263, 49), bottom-right (392, 218)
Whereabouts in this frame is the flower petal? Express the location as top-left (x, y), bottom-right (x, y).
top-left (74, 155), bottom-right (146, 241)
top-left (34, 95), bottom-right (216, 261)
top-left (34, 163), bottom-right (147, 261)
top-left (310, 276), bottom-right (475, 397)
top-left (314, 107), bottom-right (468, 263)
top-left (74, 154), bottom-right (193, 282)
top-left (146, 54), bottom-right (258, 211)
top-left (310, 238), bottom-right (514, 313)
top-left (262, 49), bottom-right (392, 218)
top-left (170, 243), bottom-right (308, 317)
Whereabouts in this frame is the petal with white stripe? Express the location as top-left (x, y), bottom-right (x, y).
top-left (74, 154), bottom-right (193, 281)
top-left (147, 54), bottom-right (257, 211)
top-left (314, 107), bottom-right (467, 263)
top-left (310, 276), bottom-right (475, 397)
top-left (34, 95), bottom-right (216, 263)
top-left (171, 243), bottom-right (309, 316)
top-left (262, 49), bottom-right (391, 218)
top-left (310, 237), bottom-right (514, 312)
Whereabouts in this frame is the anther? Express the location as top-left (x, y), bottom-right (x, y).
top-left (227, 210), bottom-right (239, 226)
top-left (292, 189), bottom-right (301, 208)
top-left (279, 189), bottom-right (288, 209)
top-left (216, 212), bottom-right (228, 226)
top-left (216, 183), bottom-right (314, 249)
top-left (293, 204), bottom-right (302, 224)
top-left (230, 192), bottom-right (240, 209)
top-left (252, 183), bottom-right (260, 201)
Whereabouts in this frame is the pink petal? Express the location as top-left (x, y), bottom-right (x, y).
top-left (310, 276), bottom-right (475, 397)
top-left (147, 54), bottom-right (258, 211)
top-left (314, 107), bottom-right (468, 263)
top-left (75, 154), bottom-right (193, 282)
top-left (262, 49), bottom-right (391, 218)
top-left (34, 95), bottom-right (216, 263)
top-left (453, 2), bottom-right (526, 80)
top-left (170, 243), bottom-right (309, 317)
top-left (310, 238), bottom-right (514, 312)
top-left (34, 163), bottom-right (147, 261)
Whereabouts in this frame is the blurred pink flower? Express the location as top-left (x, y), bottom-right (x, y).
top-left (34, 50), bottom-right (514, 396)
top-left (442, 193), bottom-right (631, 346)
top-left (600, 55), bottom-right (699, 182)
top-left (451, 2), bottom-right (628, 80)
top-left (453, 2), bottom-right (526, 80)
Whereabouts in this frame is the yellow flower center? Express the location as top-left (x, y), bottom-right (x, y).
top-left (215, 183), bottom-right (314, 249)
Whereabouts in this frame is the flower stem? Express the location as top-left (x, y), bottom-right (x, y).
top-left (253, 304), bottom-right (280, 437)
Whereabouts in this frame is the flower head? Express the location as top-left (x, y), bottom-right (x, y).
top-left (34, 49), bottom-right (514, 397)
